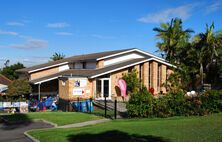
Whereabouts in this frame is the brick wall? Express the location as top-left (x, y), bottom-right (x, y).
top-left (167, 68), bottom-right (174, 76)
top-left (59, 78), bottom-right (93, 101)
top-left (30, 67), bottom-right (59, 80)
top-left (96, 60), bottom-right (104, 68)
top-left (151, 61), bottom-right (158, 94)
top-left (110, 69), bottom-right (128, 101)
top-left (133, 65), bottom-right (140, 78)
top-left (142, 62), bottom-right (149, 88)
top-left (59, 78), bottom-right (69, 100)
top-left (68, 79), bottom-right (93, 101)
top-left (160, 64), bottom-right (167, 93)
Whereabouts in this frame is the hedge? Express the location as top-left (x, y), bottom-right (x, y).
top-left (127, 89), bottom-right (222, 118)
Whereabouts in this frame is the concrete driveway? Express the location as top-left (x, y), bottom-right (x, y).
top-left (0, 121), bottom-right (53, 142)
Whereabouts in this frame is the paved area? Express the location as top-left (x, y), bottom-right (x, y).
top-left (0, 121), bottom-right (53, 142)
top-left (0, 118), bottom-right (110, 142)
top-left (58, 118), bottom-right (111, 128)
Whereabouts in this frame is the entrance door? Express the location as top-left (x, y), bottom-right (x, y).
top-left (96, 78), bottom-right (111, 100)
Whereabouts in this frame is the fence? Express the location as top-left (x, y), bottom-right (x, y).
top-left (93, 98), bottom-right (128, 119)
top-left (0, 101), bottom-right (29, 113)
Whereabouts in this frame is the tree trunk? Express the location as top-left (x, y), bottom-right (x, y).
top-left (200, 63), bottom-right (204, 90)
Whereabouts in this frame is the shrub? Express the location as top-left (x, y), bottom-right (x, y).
top-left (153, 92), bottom-right (185, 117)
top-left (127, 89), bottom-right (222, 118)
top-left (200, 90), bottom-right (222, 113)
top-left (122, 69), bottom-right (140, 94)
top-left (127, 86), bottom-right (153, 118)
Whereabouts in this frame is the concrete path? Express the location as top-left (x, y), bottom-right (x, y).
top-left (58, 118), bottom-right (111, 128)
top-left (0, 118), bottom-right (111, 142)
top-left (0, 121), bottom-right (53, 142)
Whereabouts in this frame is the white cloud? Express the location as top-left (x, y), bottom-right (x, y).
top-left (7, 39), bottom-right (48, 49)
top-left (0, 30), bottom-right (47, 50)
top-left (21, 19), bottom-right (31, 23)
top-left (22, 58), bottom-right (36, 63)
top-left (47, 22), bottom-right (70, 28)
top-left (55, 32), bottom-right (73, 36)
top-left (18, 35), bottom-right (32, 39)
top-left (91, 34), bottom-right (115, 39)
top-left (0, 56), bottom-right (49, 68)
top-left (206, 1), bottom-right (222, 14)
top-left (0, 58), bottom-right (7, 62)
top-left (0, 30), bottom-right (18, 36)
top-left (138, 4), bottom-right (195, 23)
top-left (7, 22), bottom-right (24, 26)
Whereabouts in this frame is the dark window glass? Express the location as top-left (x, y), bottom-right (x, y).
top-left (139, 64), bottom-right (143, 81)
top-left (82, 62), bottom-right (86, 69)
top-left (149, 63), bottom-right (151, 88)
top-left (96, 80), bottom-right (101, 98)
top-left (158, 64), bottom-right (161, 87)
top-left (103, 80), bottom-right (109, 97)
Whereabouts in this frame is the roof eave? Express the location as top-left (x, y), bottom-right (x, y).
top-left (90, 58), bottom-right (176, 79)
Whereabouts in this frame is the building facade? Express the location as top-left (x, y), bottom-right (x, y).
top-left (17, 48), bottom-right (175, 102)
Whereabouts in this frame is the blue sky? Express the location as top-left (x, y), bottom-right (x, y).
top-left (0, 0), bottom-right (221, 68)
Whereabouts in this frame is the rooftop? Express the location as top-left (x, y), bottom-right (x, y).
top-left (0, 75), bottom-right (12, 85)
top-left (17, 48), bottom-right (135, 73)
top-left (30, 58), bottom-right (149, 84)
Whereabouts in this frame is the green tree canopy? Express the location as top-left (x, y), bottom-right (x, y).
top-left (153, 18), bottom-right (193, 91)
top-left (7, 79), bottom-right (31, 96)
top-left (153, 18), bottom-right (222, 91)
top-left (153, 18), bottom-right (193, 64)
top-left (190, 23), bottom-right (222, 89)
top-left (0, 61), bottom-right (25, 80)
top-left (50, 52), bottom-right (65, 61)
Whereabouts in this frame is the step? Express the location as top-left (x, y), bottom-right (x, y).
top-left (93, 101), bottom-right (127, 112)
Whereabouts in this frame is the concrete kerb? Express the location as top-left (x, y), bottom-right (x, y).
top-left (33, 119), bottom-right (58, 127)
top-left (24, 119), bottom-right (57, 142)
top-left (24, 118), bottom-right (111, 142)
top-left (58, 118), bottom-right (111, 128)
top-left (24, 130), bottom-right (40, 142)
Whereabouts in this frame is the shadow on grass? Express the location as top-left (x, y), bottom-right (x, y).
top-left (0, 113), bottom-right (33, 130)
top-left (67, 130), bottom-right (170, 142)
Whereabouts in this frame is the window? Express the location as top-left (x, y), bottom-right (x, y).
top-left (139, 64), bottom-right (143, 81)
top-left (96, 80), bottom-right (101, 98)
top-left (82, 62), bottom-right (86, 69)
top-left (157, 64), bottom-right (161, 90)
top-left (149, 63), bottom-right (152, 88)
top-left (166, 67), bottom-right (168, 92)
top-left (103, 80), bottom-right (109, 97)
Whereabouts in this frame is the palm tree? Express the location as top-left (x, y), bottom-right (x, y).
top-left (50, 52), bottom-right (65, 61)
top-left (191, 23), bottom-right (222, 90)
top-left (153, 18), bottom-right (193, 64)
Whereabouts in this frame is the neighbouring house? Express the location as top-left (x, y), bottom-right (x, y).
top-left (0, 74), bottom-right (12, 95)
top-left (17, 48), bottom-right (175, 105)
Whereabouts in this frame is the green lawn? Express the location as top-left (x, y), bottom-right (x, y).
top-left (91, 109), bottom-right (114, 118)
top-left (2, 112), bottom-right (101, 126)
top-left (29, 113), bottom-right (222, 142)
